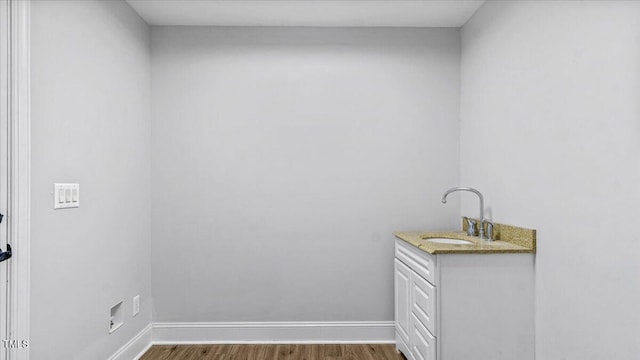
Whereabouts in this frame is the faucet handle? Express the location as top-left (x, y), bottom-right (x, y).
top-left (483, 220), bottom-right (495, 241)
top-left (465, 218), bottom-right (478, 236)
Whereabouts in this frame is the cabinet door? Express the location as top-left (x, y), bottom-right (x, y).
top-left (411, 313), bottom-right (436, 360)
top-left (394, 259), bottom-right (412, 348)
top-left (411, 271), bottom-right (436, 335)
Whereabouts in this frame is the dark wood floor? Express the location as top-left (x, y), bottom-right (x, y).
top-left (140, 344), bottom-right (406, 360)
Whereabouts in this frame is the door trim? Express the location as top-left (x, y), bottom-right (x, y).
top-left (5, 1), bottom-right (30, 359)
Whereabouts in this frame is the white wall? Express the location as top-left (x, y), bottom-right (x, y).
top-left (461, 1), bottom-right (640, 359)
top-left (151, 27), bottom-right (460, 322)
top-left (30, 1), bottom-right (152, 359)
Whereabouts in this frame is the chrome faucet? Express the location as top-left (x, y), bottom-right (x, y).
top-left (441, 187), bottom-right (491, 241)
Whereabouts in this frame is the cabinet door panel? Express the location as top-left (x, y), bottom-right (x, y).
top-left (395, 259), bottom-right (411, 345)
top-left (411, 313), bottom-right (436, 360)
top-left (411, 272), bottom-right (436, 335)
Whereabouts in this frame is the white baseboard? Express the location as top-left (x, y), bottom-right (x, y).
top-left (106, 321), bottom-right (395, 359)
top-left (152, 321), bottom-right (395, 344)
top-left (107, 323), bottom-right (153, 360)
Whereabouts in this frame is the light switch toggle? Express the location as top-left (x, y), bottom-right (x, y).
top-left (54, 183), bottom-right (80, 209)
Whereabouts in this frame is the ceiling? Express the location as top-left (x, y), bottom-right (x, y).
top-left (126, 0), bottom-right (486, 27)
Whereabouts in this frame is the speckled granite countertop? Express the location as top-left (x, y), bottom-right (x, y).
top-left (394, 218), bottom-right (536, 254)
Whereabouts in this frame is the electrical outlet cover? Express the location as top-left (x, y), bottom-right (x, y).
top-left (133, 295), bottom-right (140, 317)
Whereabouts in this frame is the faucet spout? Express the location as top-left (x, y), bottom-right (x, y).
top-left (441, 187), bottom-right (487, 239)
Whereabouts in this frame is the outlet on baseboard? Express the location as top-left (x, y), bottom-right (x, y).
top-left (109, 301), bottom-right (123, 334)
top-left (132, 295), bottom-right (140, 317)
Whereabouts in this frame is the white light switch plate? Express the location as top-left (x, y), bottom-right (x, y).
top-left (54, 183), bottom-right (80, 209)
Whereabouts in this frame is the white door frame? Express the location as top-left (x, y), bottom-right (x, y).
top-left (1, 1), bottom-right (30, 359)
top-left (0, 0), bottom-right (10, 357)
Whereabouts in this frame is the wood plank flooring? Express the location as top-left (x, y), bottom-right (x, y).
top-left (140, 344), bottom-right (406, 360)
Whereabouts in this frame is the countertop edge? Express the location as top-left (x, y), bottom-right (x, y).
top-left (393, 231), bottom-right (536, 255)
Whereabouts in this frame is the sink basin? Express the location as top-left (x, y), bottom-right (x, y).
top-left (426, 238), bottom-right (473, 245)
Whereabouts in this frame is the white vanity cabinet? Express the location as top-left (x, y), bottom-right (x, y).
top-left (394, 238), bottom-right (534, 360)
